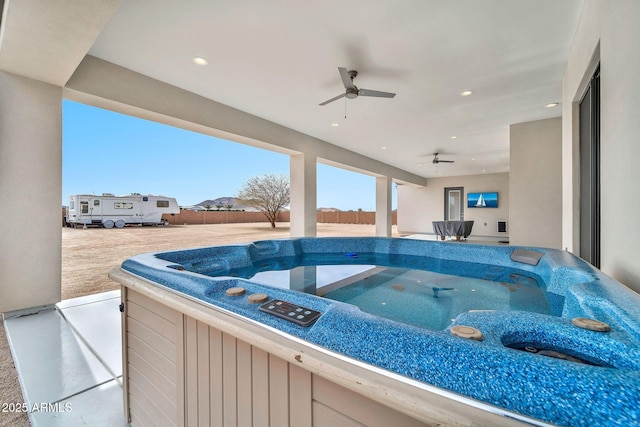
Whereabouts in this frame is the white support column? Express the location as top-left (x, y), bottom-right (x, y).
top-left (375, 176), bottom-right (392, 237)
top-left (0, 73), bottom-right (62, 313)
top-left (290, 153), bottom-right (317, 237)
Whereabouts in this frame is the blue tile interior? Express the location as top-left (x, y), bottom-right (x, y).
top-left (4, 291), bottom-right (127, 426)
top-left (122, 236), bottom-right (640, 427)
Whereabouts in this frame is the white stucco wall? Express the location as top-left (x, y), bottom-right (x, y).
top-left (397, 173), bottom-right (509, 240)
top-left (0, 73), bottom-right (62, 313)
top-left (562, 0), bottom-right (640, 293)
top-left (510, 117), bottom-right (562, 248)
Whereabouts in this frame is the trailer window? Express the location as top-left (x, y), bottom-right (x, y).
top-left (69, 201), bottom-right (75, 210)
top-left (94, 200), bottom-right (100, 206)
top-left (143, 196), bottom-right (148, 202)
top-left (114, 202), bottom-right (133, 209)
top-left (157, 200), bottom-right (170, 208)
top-left (80, 201), bottom-right (89, 214)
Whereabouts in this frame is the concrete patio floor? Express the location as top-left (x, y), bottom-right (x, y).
top-left (3, 290), bottom-right (128, 426)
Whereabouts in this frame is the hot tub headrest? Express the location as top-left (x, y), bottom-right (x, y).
top-left (511, 249), bottom-right (544, 266)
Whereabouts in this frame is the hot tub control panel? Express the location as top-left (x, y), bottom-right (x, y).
top-left (259, 299), bottom-right (322, 327)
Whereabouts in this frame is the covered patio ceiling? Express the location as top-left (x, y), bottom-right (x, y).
top-left (0, 0), bottom-right (584, 178)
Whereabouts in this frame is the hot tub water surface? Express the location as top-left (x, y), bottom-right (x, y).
top-left (211, 254), bottom-right (553, 331)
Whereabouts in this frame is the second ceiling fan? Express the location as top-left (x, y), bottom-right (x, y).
top-left (432, 153), bottom-right (454, 164)
top-left (319, 67), bottom-right (396, 106)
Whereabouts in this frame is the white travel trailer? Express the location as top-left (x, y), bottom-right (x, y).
top-left (66, 193), bottom-right (179, 228)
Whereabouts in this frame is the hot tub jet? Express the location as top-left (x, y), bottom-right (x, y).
top-left (432, 287), bottom-right (454, 298)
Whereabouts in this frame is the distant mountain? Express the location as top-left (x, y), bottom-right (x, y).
top-left (193, 197), bottom-right (258, 211)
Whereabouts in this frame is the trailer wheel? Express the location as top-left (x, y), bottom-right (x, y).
top-left (103, 220), bottom-right (115, 229)
top-left (115, 220), bottom-right (126, 229)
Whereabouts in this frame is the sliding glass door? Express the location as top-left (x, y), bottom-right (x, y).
top-left (579, 66), bottom-right (600, 267)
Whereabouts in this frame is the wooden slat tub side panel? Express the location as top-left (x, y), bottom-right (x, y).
top-left (180, 315), bottom-right (315, 427)
top-left (268, 354), bottom-right (290, 427)
top-left (312, 401), bottom-right (366, 427)
top-left (121, 286), bottom-right (130, 425)
top-left (128, 364), bottom-right (177, 422)
top-left (127, 334), bottom-right (176, 384)
top-left (222, 331), bottom-right (238, 426)
top-left (128, 290), bottom-right (179, 324)
top-left (312, 375), bottom-right (429, 427)
top-left (128, 301), bottom-right (177, 341)
top-left (126, 293), bottom-right (430, 427)
top-left (251, 347), bottom-right (270, 427)
top-left (196, 321), bottom-right (211, 427)
top-left (176, 313), bottom-right (185, 427)
top-left (128, 385), bottom-right (161, 427)
top-left (289, 363), bottom-right (312, 427)
top-left (209, 327), bottom-right (224, 426)
top-left (184, 316), bottom-right (199, 426)
top-left (236, 339), bottom-right (253, 427)
top-left (128, 347), bottom-right (176, 404)
top-left (126, 290), bottom-right (182, 427)
top-left (128, 317), bottom-right (176, 362)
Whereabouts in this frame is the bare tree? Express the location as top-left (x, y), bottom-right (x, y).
top-left (236, 174), bottom-right (290, 228)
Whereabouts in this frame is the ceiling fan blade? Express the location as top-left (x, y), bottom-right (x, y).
top-left (358, 88), bottom-right (396, 98)
top-left (433, 153), bottom-right (454, 163)
top-left (319, 93), bottom-right (346, 106)
top-left (338, 67), bottom-right (356, 90)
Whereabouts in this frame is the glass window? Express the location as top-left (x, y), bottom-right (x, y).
top-left (80, 201), bottom-right (89, 214)
top-left (157, 200), bottom-right (170, 208)
top-left (69, 201), bottom-right (75, 210)
top-left (93, 200), bottom-right (100, 206)
top-left (143, 197), bottom-right (148, 202)
top-left (114, 202), bottom-right (134, 209)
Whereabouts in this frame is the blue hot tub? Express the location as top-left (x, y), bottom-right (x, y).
top-left (121, 237), bottom-right (640, 426)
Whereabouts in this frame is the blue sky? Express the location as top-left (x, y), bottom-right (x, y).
top-left (62, 101), bottom-right (396, 210)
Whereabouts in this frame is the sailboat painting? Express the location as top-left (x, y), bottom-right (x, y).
top-left (467, 192), bottom-right (498, 208)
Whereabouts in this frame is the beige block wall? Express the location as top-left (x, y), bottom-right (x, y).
top-left (509, 117), bottom-right (562, 248)
top-left (63, 208), bottom-right (394, 226)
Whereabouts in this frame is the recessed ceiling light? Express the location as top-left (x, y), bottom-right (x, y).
top-left (331, 123), bottom-right (339, 127)
top-left (482, 169), bottom-right (486, 173)
top-left (460, 90), bottom-right (473, 97)
top-left (380, 146), bottom-right (387, 150)
top-left (416, 163), bottom-right (423, 166)
top-left (192, 56), bottom-right (208, 66)
top-left (471, 158), bottom-right (476, 161)
top-left (450, 136), bottom-right (457, 139)
top-left (545, 102), bottom-right (559, 108)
